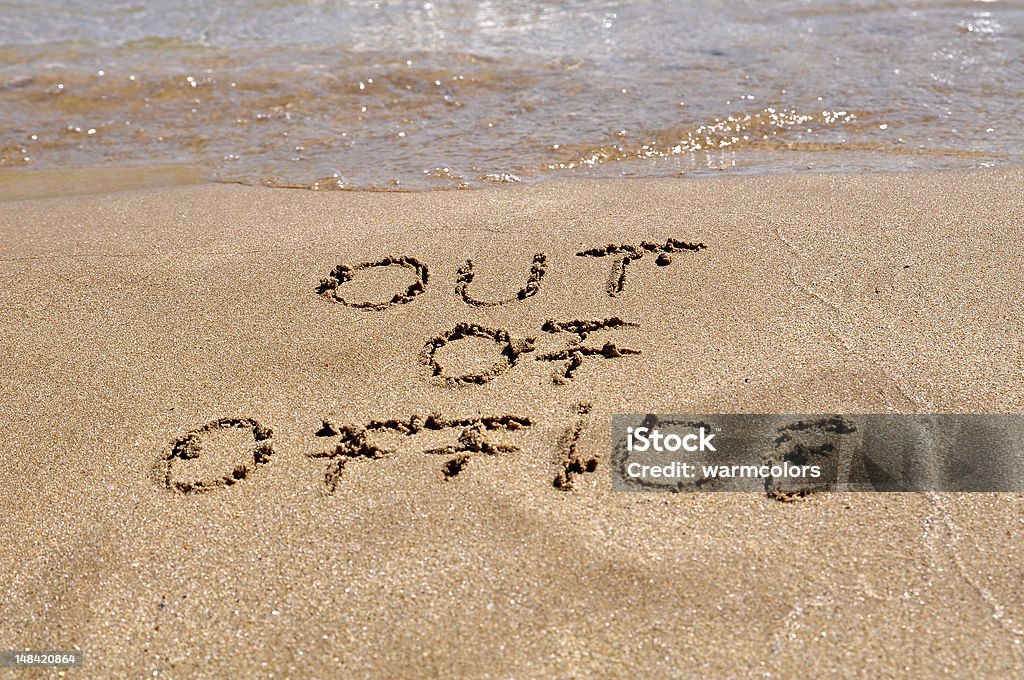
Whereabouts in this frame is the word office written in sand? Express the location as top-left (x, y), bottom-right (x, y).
top-left (157, 238), bottom-right (706, 496)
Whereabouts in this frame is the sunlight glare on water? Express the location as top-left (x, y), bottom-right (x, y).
top-left (1, 0), bottom-right (1021, 190)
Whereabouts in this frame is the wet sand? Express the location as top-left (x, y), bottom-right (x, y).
top-left (1, 170), bottom-right (1023, 677)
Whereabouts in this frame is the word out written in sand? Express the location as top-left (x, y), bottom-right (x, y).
top-left (318, 239), bottom-right (705, 307)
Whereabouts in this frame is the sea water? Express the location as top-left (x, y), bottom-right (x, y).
top-left (1, 0), bottom-right (1022, 191)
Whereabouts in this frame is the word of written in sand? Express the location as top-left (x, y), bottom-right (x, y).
top-left (422, 318), bottom-right (641, 385)
top-left (315, 238), bottom-right (707, 308)
top-left (159, 404), bottom-right (599, 495)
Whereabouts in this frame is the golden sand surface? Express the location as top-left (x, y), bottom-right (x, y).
top-left (1, 171), bottom-right (1022, 677)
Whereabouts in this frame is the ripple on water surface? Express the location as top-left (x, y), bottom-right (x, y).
top-left (0, 0), bottom-right (1021, 191)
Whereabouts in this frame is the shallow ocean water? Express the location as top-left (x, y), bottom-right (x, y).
top-left (1, 0), bottom-right (1022, 191)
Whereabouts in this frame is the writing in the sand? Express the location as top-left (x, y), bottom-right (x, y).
top-left (160, 404), bottom-right (596, 495)
top-left (316, 239), bottom-right (705, 306)
top-left (316, 239), bottom-right (705, 385)
top-left (158, 237), bottom-right (706, 495)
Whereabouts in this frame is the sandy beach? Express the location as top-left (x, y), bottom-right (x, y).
top-left (1, 170), bottom-right (1022, 676)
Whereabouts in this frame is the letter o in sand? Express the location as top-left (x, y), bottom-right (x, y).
top-left (160, 417), bottom-right (274, 493)
top-left (663, 433), bottom-right (682, 451)
top-left (420, 322), bottom-right (534, 386)
top-left (316, 256), bottom-right (429, 310)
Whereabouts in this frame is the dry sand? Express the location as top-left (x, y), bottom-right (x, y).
top-left (1, 170), bottom-right (1023, 677)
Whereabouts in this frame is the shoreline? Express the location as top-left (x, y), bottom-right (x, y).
top-left (4, 163), bottom-right (1021, 204)
top-left (0, 164), bottom-right (206, 203)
